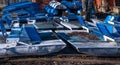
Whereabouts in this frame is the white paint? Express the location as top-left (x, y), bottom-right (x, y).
top-left (103, 35), bottom-right (115, 42)
top-left (0, 43), bottom-right (17, 49)
top-left (49, 1), bottom-right (61, 8)
top-left (55, 30), bottom-right (88, 33)
top-left (82, 26), bottom-right (89, 33)
top-left (53, 2), bottom-right (61, 8)
top-left (110, 16), bottom-right (114, 22)
top-left (11, 28), bottom-right (21, 31)
top-left (13, 23), bottom-right (20, 27)
top-left (12, 18), bottom-right (20, 27)
top-left (18, 42), bottom-right (30, 46)
top-left (34, 39), bottom-right (65, 46)
top-left (108, 21), bottom-right (114, 25)
top-left (60, 22), bottom-right (72, 30)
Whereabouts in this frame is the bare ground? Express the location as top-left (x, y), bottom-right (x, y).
top-left (0, 54), bottom-right (120, 65)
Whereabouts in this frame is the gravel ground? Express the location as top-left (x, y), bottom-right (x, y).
top-left (0, 54), bottom-right (120, 65)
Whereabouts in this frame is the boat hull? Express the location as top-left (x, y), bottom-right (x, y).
top-left (0, 40), bottom-right (66, 57)
top-left (71, 42), bottom-right (120, 57)
top-left (56, 30), bottom-right (120, 56)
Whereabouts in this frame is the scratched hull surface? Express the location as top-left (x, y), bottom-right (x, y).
top-left (0, 40), bottom-right (65, 57)
top-left (0, 31), bottom-right (66, 57)
top-left (72, 42), bottom-right (120, 56)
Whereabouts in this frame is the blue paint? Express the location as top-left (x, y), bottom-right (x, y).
top-left (104, 15), bottom-right (114, 23)
top-left (96, 23), bottom-right (111, 37)
top-left (24, 25), bottom-right (42, 42)
top-left (44, 5), bottom-right (58, 15)
top-left (77, 16), bottom-right (86, 26)
top-left (0, 20), bottom-right (7, 36)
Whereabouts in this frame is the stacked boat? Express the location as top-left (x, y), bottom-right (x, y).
top-left (0, 0), bottom-right (120, 57)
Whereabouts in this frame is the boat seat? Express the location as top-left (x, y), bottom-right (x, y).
top-left (91, 15), bottom-right (114, 26)
top-left (77, 16), bottom-right (95, 32)
top-left (24, 25), bottom-right (42, 42)
top-left (97, 23), bottom-right (120, 41)
top-left (104, 15), bottom-right (114, 24)
top-left (77, 16), bottom-right (95, 28)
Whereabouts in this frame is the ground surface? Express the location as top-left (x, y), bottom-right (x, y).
top-left (1, 54), bottom-right (120, 65)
